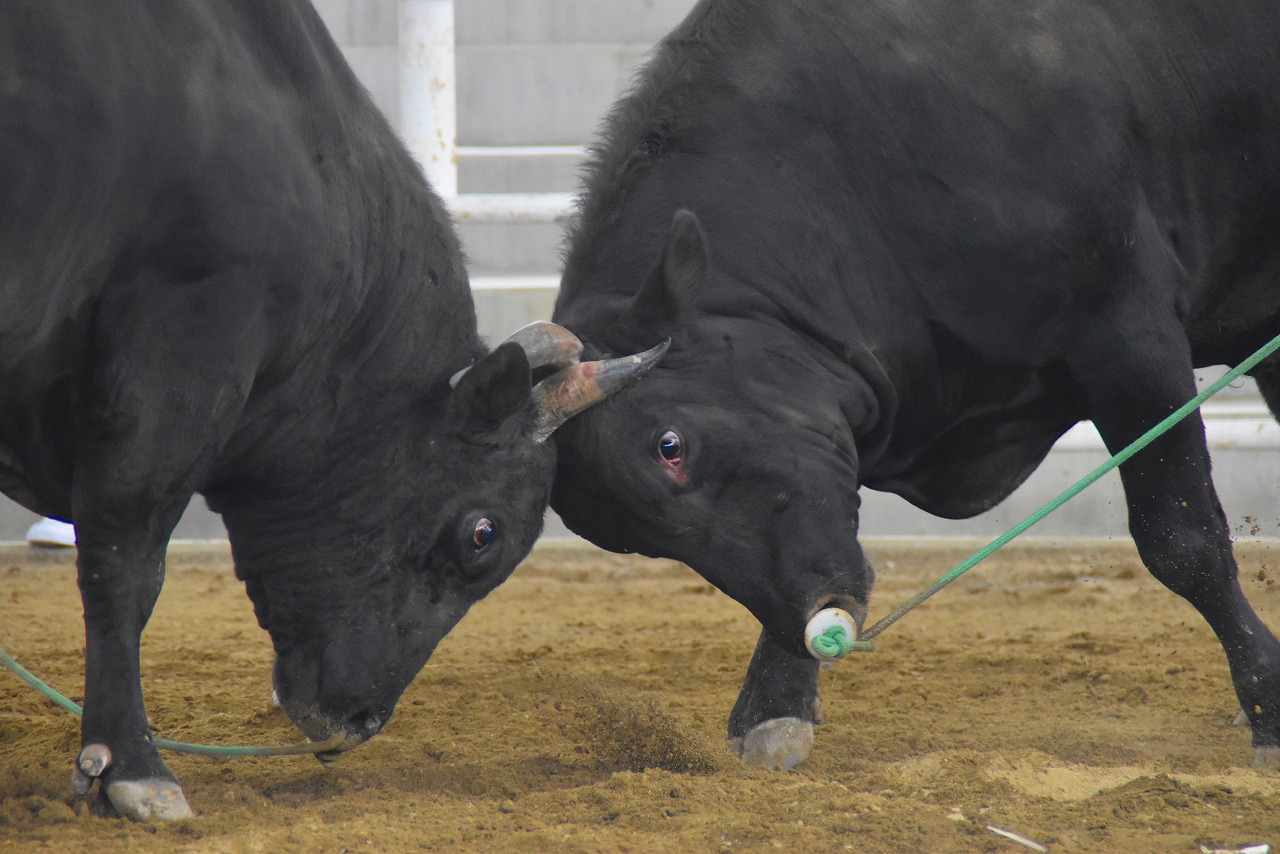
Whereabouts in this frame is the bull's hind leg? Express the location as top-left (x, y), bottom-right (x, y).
top-left (728, 629), bottom-right (822, 769)
top-left (1077, 327), bottom-right (1280, 766)
top-left (71, 275), bottom-right (258, 819)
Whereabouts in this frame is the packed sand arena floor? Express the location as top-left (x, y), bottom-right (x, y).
top-left (2, 538), bottom-right (1279, 852)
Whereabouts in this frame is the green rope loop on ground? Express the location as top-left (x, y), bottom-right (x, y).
top-left (858, 330), bottom-right (1280, 644)
top-left (0, 647), bottom-right (343, 757)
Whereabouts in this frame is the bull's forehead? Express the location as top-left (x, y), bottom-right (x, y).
top-left (599, 357), bottom-right (841, 431)
top-left (427, 441), bottom-right (555, 513)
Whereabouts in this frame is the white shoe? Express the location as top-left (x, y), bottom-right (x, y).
top-left (26, 517), bottom-right (76, 548)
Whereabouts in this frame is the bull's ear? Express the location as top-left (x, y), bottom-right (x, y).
top-left (632, 209), bottom-right (707, 331)
top-left (452, 342), bottom-right (532, 432)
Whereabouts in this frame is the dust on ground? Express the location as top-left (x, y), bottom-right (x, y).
top-left (2, 539), bottom-right (1279, 852)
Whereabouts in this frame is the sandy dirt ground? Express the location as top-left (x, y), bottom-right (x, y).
top-left (2, 538), bottom-right (1279, 852)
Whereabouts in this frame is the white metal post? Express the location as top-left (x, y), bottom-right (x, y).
top-left (399, 0), bottom-right (458, 198)
top-left (398, 0), bottom-right (573, 226)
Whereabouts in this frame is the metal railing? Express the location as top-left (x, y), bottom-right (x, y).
top-left (399, 0), bottom-right (576, 233)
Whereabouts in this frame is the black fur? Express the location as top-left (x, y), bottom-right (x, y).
top-left (0, 1), bottom-right (555, 809)
top-left (553, 0), bottom-right (1280, 760)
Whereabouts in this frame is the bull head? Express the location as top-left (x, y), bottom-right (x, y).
top-left (248, 321), bottom-right (665, 757)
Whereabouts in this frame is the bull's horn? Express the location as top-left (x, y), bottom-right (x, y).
top-left (450, 321), bottom-right (584, 388)
top-left (529, 339), bottom-right (670, 443)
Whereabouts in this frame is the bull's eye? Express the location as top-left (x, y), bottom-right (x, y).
top-left (472, 517), bottom-right (496, 549)
top-left (657, 429), bottom-right (683, 463)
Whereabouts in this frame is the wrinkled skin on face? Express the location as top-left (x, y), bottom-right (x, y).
top-left (213, 344), bottom-right (557, 749)
top-left (552, 214), bottom-right (879, 656)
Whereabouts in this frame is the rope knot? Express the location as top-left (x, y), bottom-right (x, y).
top-left (813, 625), bottom-right (851, 658)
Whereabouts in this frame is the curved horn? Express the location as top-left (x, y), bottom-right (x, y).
top-left (450, 321), bottom-right (584, 388)
top-left (529, 339), bottom-right (670, 443)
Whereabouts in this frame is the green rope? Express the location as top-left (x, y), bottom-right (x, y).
top-left (857, 330), bottom-right (1280, 645)
top-left (0, 647), bottom-right (83, 717)
top-left (811, 624), bottom-right (854, 658)
top-left (0, 647), bottom-right (344, 757)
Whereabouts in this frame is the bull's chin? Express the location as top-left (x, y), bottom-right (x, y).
top-left (313, 729), bottom-right (371, 765)
top-left (293, 721), bottom-right (380, 766)
top-left (280, 704), bottom-right (384, 760)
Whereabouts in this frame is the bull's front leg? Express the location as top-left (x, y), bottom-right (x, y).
top-left (728, 629), bottom-right (822, 770)
top-left (66, 269), bottom-right (260, 818)
top-left (74, 522), bottom-right (193, 820)
top-left (69, 414), bottom-right (222, 821)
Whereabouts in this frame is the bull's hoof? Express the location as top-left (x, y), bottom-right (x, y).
top-left (70, 767), bottom-right (94, 796)
top-left (1252, 746), bottom-right (1280, 769)
top-left (72, 743), bottom-right (112, 796)
top-left (105, 778), bottom-right (194, 821)
top-left (77, 743), bottom-right (113, 778)
top-left (734, 717), bottom-right (813, 770)
top-left (1233, 709), bottom-right (1249, 727)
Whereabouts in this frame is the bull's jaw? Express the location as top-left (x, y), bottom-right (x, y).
top-left (314, 724), bottom-right (380, 766)
top-left (268, 645), bottom-right (396, 758)
top-left (274, 689), bottom-right (390, 763)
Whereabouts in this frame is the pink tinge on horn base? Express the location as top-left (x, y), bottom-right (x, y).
top-left (530, 339), bottom-right (670, 442)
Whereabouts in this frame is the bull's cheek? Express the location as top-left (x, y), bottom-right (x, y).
top-left (399, 591), bottom-right (477, 673)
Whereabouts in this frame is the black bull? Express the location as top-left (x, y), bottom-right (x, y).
top-left (551, 0), bottom-right (1280, 770)
top-left (0, 1), bottom-right (662, 820)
